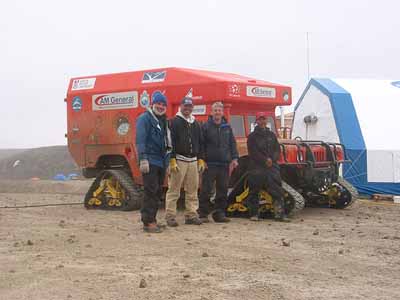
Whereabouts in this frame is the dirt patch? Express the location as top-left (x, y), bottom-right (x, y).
top-left (1, 192), bottom-right (400, 300)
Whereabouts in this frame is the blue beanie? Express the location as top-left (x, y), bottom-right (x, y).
top-left (152, 91), bottom-right (167, 105)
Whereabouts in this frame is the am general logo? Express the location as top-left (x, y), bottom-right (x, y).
top-left (92, 91), bottom-right (138, 111)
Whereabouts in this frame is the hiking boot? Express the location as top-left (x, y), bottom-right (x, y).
top-left (185, 216), bottom-right (203, 225)
top-left (166, 218), bottom-right (179, 227)
top-left (143, 223), bottom-right (163, 233)
top-left (250, 215), bottom-right (260, 222)
top-left (212, 214), bottom-right (230, 223)
top-left (199, 216), bottom-right (210, 223)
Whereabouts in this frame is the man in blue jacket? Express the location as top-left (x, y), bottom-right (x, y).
top-left (198, 102), bottom-right (239, 223)
top-left (136, 91), bottom-right (171, 233)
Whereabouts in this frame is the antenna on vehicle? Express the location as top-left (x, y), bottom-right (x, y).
top-left (306, 32), bottom-right (311, 81)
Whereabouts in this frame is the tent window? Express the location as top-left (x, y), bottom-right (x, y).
top-left (230, 115), bottom-right (245, 137)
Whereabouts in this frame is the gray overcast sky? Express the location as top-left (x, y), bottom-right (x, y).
top-left (1, 0), bottom-right (399, 149)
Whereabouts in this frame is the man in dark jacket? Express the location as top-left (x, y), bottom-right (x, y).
top-left (246, 112), bottom-right (289, 222)
top-left (198, 102), bottom-right (239, 223)
top-left (165, 97), bottom-right (205, 227)
top-left (136, 91), bottom-right (171, 233)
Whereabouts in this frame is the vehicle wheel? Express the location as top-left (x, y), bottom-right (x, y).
top-left (84, 169), bottom-right (143, 211)
top-left (282, 181), bottom-right (305, 215)
top-left (332, 177), bottom-right (358, 209)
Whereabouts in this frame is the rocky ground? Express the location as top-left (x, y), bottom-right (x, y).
top-left (0, 180), bottom-right (400, 300)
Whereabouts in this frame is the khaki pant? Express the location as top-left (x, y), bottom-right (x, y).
top-left (165, 160), bottom-right (199, 219)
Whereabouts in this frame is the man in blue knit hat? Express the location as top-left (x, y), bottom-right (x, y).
top-left (136, 91), bottom-right (171, 233)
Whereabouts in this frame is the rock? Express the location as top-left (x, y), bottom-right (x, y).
top-left (9, 269), bottom-right (15, 273)
top-left (56, 264), bottom-right (64, 269)
top-left (139, 278), bottom-right (147, 288)
top-left (26, 240), bottom-right (33, 246)
top-left (300, 219), bottom-right (304, 222)
top-left (13, 242), bottom-right (19, 247)
top-left (59, 220), bottom-right (66, 227)
top-left (313, 229), bottom-right (319, 236)
top-left (202, 252), bottom-right (209, 257)
top-left (382, 236), bottom-right (390, 240)
top-left (281, 239), bottom-right (290, 247)
top-left (338, 249), bottom-right (344, 255)
top-left (183, 274), bottom-right (190, 278)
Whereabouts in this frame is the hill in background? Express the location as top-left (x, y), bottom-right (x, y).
top-left (0, 149), bottom-right (27, 161)
top-left (0, 146), bottom-right (80, 180)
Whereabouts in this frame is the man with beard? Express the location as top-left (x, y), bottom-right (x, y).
top-left (246, 112), bottom-right (290, 222)
top-left (136, 91), bottom-right (171, 233)
top-left (165, 97), bottom-right (205, 227)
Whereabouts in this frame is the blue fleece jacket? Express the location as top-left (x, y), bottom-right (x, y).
top-left (135, 110), bottom-right (169, 168)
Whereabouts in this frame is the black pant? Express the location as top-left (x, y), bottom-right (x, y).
top-left (246, 165), bottom-right (284, 217)
top-left (141, 164), bottom-right (166, 225)
top-left (199, 165), bottom-right (229, 217)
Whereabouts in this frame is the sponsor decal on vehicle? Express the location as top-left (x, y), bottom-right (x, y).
top-left (71, 78), bottom-right (96, 91)
top-left (140, 90), bottom-right (150, 107)
top-left (391, 81), bottom-right (400, 88)
top-left (116, 116), bottom-right (131, 136)
top-left (185, 88), bottom-right (203, 100)
top-left (246, 85), bottom-right (276, 98)
top-left (228, 83), bottom-right (241, 97)
top-left (72, 96), bottom-right (83, 111)
top-left (142, 71), bottom-right (167, 83)
top-left (192, 105), bottom-right (206, 115)
top-left (92, 91), bottom-right (138, 111)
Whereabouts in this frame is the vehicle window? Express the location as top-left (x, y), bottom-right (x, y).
top-left (267, 116), bottom-right (276, 133)
top-left (248, 115), bottom-right (276, 133)
top-left (230, 115), bottom-right (245, 137)
top-left (248, 115), bottom-right (256, 133)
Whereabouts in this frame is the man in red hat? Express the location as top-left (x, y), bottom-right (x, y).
top-left (246, 112), bottom-right (290, 222)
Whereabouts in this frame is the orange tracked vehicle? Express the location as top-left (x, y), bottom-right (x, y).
top-left (66, 67), bottom-right (357, 216)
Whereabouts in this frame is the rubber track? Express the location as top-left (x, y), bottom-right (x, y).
top-left (84, 169), bottom-right (143, 211)
top-left (282, 181), bottom-right (305, 214)
top-left (335, 177), bottom-right (358, 209)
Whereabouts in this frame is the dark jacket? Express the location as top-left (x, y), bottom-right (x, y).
top-left (170, 114), bottom-right (203, 159)
top-left (247, 126), bottom-right (280, 167)
top-left (202, 116), bottom-right (239, 166)
top-left (135, 109), bottom-right (170, 168)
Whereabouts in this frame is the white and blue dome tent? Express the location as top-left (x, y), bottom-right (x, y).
top-left (292, 78), bottom-right (400, 195)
